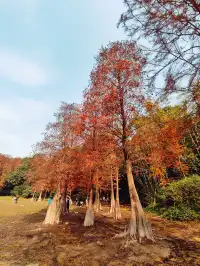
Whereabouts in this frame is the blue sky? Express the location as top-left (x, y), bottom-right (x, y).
top-left (0, 0), bottom-right (126, 157)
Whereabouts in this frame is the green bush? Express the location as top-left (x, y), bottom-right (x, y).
top-left (165, 175), bottom-right (200, 210)
top-left (161, 205), bottom-right (200, 221)
top-left (146, 202), bottom-right (161, 214)
top-left (146, 175), bottom-right (200, 221)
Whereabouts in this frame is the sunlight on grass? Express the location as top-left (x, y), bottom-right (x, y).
top-left (0, 196), bottom-right (47, 218)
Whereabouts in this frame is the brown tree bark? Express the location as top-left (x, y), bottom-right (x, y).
top-left (60, 189), bottom-right (67, 215)
top-left (126, 160), bottom-right (154, 242)
top-left (99, 187), bottom-right (103, 210)
top-left (93, 170), bottom-right (101, 212)
top-left (94, 185), bottom-right (101, 212)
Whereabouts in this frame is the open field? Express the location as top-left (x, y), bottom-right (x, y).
top-left (0, 197), bottom-right (47, 218)
top-left (0, 197), bottom-right (200, 266)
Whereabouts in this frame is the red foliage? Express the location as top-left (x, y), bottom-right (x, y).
top-left (0, 154), bottom-right (22, 187)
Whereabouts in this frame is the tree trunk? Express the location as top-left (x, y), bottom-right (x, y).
top-left (61, 189), bottom-right (67, 215)
top-left (44, 181), bottom-right (67, 225)
top-left (94, 170), bottom-right (101, 212)
top-left (84, 188), bottom-right (94, 227)
top-left (126, 159), bottom-right (154, 243)
top-left (43, 193), bottom-right (62, 225)
top-left (110, 169), bottom-right (116, 219)
top-left (37, 191), bottom-right (42, 202)
top-left (94, 185), bottom-right (101, 212)
top-left (43, 190), bottom-right (47, 200)
top-left (86, 184), bottom-right (90, 207)
top-left (86, 197), bottom-right (89, 208)
top-left (99, 187), bottom-right (103, 210)
top-left (115, 167), bottom-right (122, 220)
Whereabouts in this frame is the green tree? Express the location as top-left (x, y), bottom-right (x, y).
top-left (7, 158), bottom-right (32, 198)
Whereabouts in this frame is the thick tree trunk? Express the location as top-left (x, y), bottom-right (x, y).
top-left (94, 186), bottom-right (101, 212)
top-left (115, 167), bottom-right (122, 220)
top-left (110, 169), bottom-right (116, 219)
top-left (60, 189), bottom-right (67, 215)
top-left (84, 188), bottom-right (94, 227)
top-left (44, 181), bottom-right (67, 225)
top-left (43, 193), bottom-right (62, 225)
top-left (126, 160), bottom-right (154, 243)
top-left (37, 191), bottom-right (42, 202)
top-left (94, 171), bottom-right (101, 212)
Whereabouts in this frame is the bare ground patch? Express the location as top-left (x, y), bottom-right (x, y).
top-left (0, 205), bottom-right (200, 266)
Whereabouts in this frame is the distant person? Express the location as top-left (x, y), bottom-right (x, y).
top-left (66, 194), bottom-right (72, 212)
top-left (48, 196), bottom-right (53, 205)
top-left (13, 195), bottom-right (19, 204)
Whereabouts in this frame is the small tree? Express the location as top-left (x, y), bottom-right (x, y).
top-left (7, 158), bottom-right (32, 198)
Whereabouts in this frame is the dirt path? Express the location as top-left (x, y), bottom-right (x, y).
top-left (0, 205), bottom-right (200, 266)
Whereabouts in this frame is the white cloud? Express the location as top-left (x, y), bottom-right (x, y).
top-left (0, 49), bottom-right (48, 86)
top-left (0, 97), bottom-right (55, 157)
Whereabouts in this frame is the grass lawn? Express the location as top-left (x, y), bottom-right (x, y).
top-left (0, 196), bottom-right (47, 218)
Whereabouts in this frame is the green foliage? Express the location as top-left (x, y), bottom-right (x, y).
top-left (161, 205), bottom-right (200, 221)
top-left (11, 185), bottom-right (32, 198)
top-left (7, 158), bottom-right (30, 186)
top-left (146, 175), bottom-right (200, 221)
top-left (145, 202), bottom-right (161, 214)
top-left (6, 158), bottom-right (32, 198)
top-left (135, 174), bottom-right (162, 207)
top-left (183, 139), bottom-right (200, 175)
top-left (165, 175), bottom-right (200, 210)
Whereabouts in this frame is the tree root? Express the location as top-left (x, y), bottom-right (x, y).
top-left (113, 225), bottom-right (155, 244)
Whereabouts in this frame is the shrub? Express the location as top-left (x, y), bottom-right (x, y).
top-left (146, 202), bottom-right (161, 214)
top-left (161, 205), bottom-right (200, 221)
top-left (164, 175), bottom-right (200, 210)
top-left (146, 175), bottom-right (200, 221)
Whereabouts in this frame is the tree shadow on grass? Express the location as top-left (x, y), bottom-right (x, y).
top-left (22, 208), bottom-right (47, 224)
top-left (22, 206), bottom-right (200, 248)
top-left (19, 207), bottom-right (200, 265)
